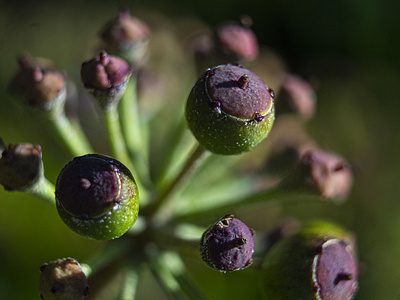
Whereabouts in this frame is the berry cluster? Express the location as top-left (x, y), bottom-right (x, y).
top-left (1, 9), bottom-right (357, 300)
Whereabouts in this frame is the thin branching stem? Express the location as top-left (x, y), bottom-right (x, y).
top-left (147, 143), bottom-right (211, 225)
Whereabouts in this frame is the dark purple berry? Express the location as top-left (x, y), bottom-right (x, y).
top-left (200, 214), bottom-right (255, 272)
top-left (55, 154), bottom-right (139, 240)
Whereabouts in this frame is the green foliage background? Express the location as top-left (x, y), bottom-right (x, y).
top-left (0, 0), bottom-right (399, 299)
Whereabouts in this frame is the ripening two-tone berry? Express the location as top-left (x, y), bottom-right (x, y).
top-left (55, 154), bottom-right (139, 240)
top-left (200, 214), bottom-right (255, 272)
top-left (261, 221), bottom-right (358, 300)
top-left (186, 64), bottom-right (275, 155)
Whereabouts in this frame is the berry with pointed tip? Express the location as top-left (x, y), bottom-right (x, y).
top-left (186, 64), bottom-right (275, 155)
top-left (261, 221), bottom-right (358, 300)
top-left (39, 257), bottom-right (90, 300)
top-left (55, 154), bottom-right (139, 240)
top-left (200, 214), bottom-right (255, 272)
top-left (0, 142), bottom-right (43, 191)
top-left (80, 51), bottom-right (132, 110)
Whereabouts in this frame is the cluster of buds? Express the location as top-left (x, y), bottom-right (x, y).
top-left (1, 7), bottom-right (359, 300)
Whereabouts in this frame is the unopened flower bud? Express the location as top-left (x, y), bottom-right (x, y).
top-left (200, 214), bottom-right (255, 272)
top-left (39, 258), bottom-right (89, 300)
top-left (9, 54), bottom-right (66, 111)
top-left (301, 150), bottom-right (353, 201)
top-left (280, 149), bottom-right (353, 203)
top-left (100, 10), bottom-right (150, 66)
top-left (80, 51), bottom-right (132, 110)
top-left (55, 154), bottom-right (139, 240)
top-left (261, 221), bottom-right (358, 300)
top-left (214, 20), bottom-right (259, 63)
top-left (0, 142), bottom-right (43, 191)
top-left (276, 74), bottom-right (316, 119)
top-left (186, 64), bottom-right (275, 155)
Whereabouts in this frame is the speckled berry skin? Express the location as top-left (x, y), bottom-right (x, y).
top-left (186, 64), bottom-right (274, 155)
top-left (261, 221), bottom-right (358, 300)
top-left (55, 154), bottom-right (139, 240)
top-left (200, 214), bottom-right (255, 272)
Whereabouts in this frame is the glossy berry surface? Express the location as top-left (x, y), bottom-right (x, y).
top-left (200, 214), bottom-right (255, 272)
top-left (55, 154), bottom-right (139, 240)
top-left (186, 64), bottom-right (274, 155)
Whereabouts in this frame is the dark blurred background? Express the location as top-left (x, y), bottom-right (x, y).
top-left (1, 0), bottom-right (399, 299)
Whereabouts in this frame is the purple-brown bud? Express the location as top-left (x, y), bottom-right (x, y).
top-left (200, 214), bottom-right (255, 272)
top-left (80, 51), bottom-right (132, 110)
top-left (0, 142), bottom-right (43, 191)
top-left (39, 258), bottom-right (89, 300)
top-left (276, 74), bottom-right (316, 119)
top-left (100, 10), bottom-right (150, 65)
top-left (301, 149), bottom-right (353, 201)
top-left (9, 54), bottom-right (66, 111)
top-left (214, 21), bottom-right (259, 63)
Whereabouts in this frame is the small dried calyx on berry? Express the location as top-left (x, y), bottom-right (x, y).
top-left (80, 51), bottom-right (132, 110)
top-left (39, 257), bottom-right (90, 300)
top-left (0, 141), bottom-right (43, 191)
top-left (9, 53), bottom-right (66, 111)
top-left (200, 214), bottom-right (255, 272)
top-left (186, 64), bottom-right (275, 155)
top-left (261, 221), bottom-right (358, 300)
top-left (55, 154), bottom-right (139, 240)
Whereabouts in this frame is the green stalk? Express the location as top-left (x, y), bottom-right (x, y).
top-left (118, 266), bottom-right (139, 300)
top-left (104, 105), bottom-right (133, 169)
top-left (47, 112), bottom-right (94, 157)
top-left (104, 104), bottom-right (148, 204)
top-left (177, 185), bottom-right (319, 223)
top-left (146, 143), bottom-right (210, 225)
top-left (25, 176), bottom-right (55, 205)
top-left (119, 78), bottom-right (150, 185)
top-left (153, 114), bottom-right (190, 188)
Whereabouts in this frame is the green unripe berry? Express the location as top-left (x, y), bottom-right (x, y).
top-left (55, 154), bottom-right (139, 240)
top-left (185, 64), bottom-right (275, 155)
top-left (261, 221), bottom-right (358, 300)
